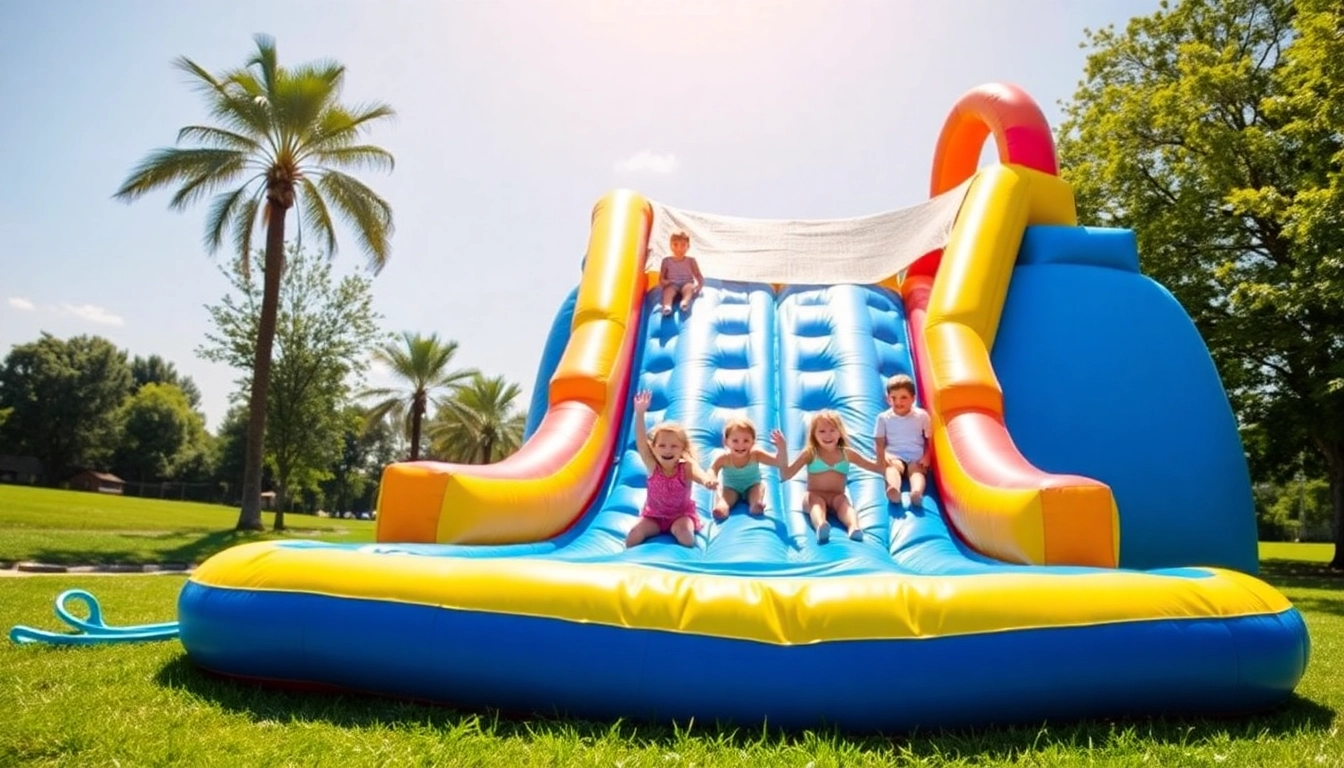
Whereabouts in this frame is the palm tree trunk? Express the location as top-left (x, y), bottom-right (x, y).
top-left (235, 203), bottom-right (288, 531)
top-left (409, 392), bottom-right (425, 461)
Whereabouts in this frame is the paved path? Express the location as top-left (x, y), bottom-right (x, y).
top-left (0, 562), bottom-right (194, 576)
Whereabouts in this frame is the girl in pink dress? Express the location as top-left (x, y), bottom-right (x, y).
top-left (625, 390), bottom-right (718, 548)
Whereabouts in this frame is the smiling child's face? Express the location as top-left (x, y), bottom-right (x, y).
top-left (652, 432), bottom-right (684, 462)
top-left (725, 428), bottom-right (754, 455)
top-left (888, 389), bottom-right (915, 415)
top-left (813, 419), bottom-right (841, 448)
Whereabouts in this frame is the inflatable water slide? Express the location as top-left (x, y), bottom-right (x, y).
top-left (177, 84), bottom-right (1309, 731)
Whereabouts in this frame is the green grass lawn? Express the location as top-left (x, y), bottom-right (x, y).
top-left (0, 485), bottom-right (374, 566)
top-left (1, 485), bottom-right (1341, 766)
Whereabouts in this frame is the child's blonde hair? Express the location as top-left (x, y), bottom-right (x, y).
top-left (805, 410), bottom-right (851, 456)
top-left (721, 417), bottom-right (757, 444)
top-left (647, 421), bottom-right (698, 464)
top-left (669, 230), bottom-right (690, 244)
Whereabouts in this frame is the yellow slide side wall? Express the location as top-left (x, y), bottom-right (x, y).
top-left (375, 191), bottom-right (651, 544)
top-left (923, 165), bottom-right (1120, 566)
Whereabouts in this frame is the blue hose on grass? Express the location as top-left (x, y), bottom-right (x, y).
top-left (9, 589), bottom-right (179, 645)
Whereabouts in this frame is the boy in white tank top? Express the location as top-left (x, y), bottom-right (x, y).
top-left (873, 374), bottom-right (932, 508)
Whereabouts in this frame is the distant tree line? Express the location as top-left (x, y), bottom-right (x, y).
top-left (0, 245), bottom-right (526, 525)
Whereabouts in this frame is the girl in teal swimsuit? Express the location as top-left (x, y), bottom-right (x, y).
top-left (708, 418), bottom-right (787, 519)
top-left (779, 410), bottom-right (885, 543)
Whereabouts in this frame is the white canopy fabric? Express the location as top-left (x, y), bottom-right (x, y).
top-left (647, 179), bottom-right (972, 286)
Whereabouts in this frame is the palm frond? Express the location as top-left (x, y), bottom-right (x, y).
top-left (303, 145), bottom-right (395, 174)
top-left (114, 148), bottom-right (246, 202)
top-left (203, 181), bottom-right (261, 254)
top-left (172, 56), bottom-right (225, 97)
top-left (176, 55), bottom-right (272, 143)
top-left (315, 170), bottom-right (394, 271)
top-left (306, 103), bottom-right (398, 151)
top-left (231, 196), bottom-right (262, 273)
top-left (176, 125), bottom-right (261, 152)
top-left (297, 177), bottom-right (338, 257)
top-left (272, 71), bottom-right (344, 154)
top-left (168, 153), bottom-right (251, 211)
top-left (359, 387), bottom-right (405, 401)
top-left (249, 34), bottom-right (280, 97)
top-left (362, 397), bottom-right (404, 425)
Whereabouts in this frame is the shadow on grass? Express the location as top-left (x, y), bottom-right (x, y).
top-left (22, 528), bottom-right (359, 567)
top-left (153, 656), bottom-right (1336, 756)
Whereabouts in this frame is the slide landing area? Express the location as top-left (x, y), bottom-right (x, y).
top-left (178, 280), bottom-right (1308, 731)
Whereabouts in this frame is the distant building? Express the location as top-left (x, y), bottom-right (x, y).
top-left (0, 455), bottom-right (43, 485)
top-left (69, 470), bottom-right (126, 495)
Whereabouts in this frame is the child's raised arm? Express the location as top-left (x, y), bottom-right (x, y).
top-left (632, 390), bottom-right (656, 473)
top-left (777, 432), bottom-right (810, 480)
top-left (753, 428), bottom-right (788, 467)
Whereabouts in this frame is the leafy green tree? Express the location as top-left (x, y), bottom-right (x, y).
top-left (211, 405), bottom-right (251, 505)
top-left (114, 383), bottom-right (207, 482)
top-left (320, 405), bottom-right (397, 514)
top-left (200, 245), bottom-right (381, 530)
top-left (1056, 0), bottom-right (1344, 568)
top-left (130, 354), bottom-right (203, 411)
top-left (362, 332), bottom-right (476, 461)
top-left (114, 34), bottom-right (395, 531)
top-left (0, 334), bottom-right (132, 483)
top-left (430, 374), bottom-right (527, 464)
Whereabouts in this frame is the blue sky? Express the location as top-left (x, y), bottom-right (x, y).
top-left (0, 1), bottom-right (1157, 431)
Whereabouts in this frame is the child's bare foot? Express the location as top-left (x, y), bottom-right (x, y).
top-left (679, 300), bottom-right (691, 312)
top-left (848, 527), bottom-right (864, 541)
top-left (712, 505), bottom-right (729, 521)
top-left (816, 522), bottom-right (831, 544)
top-left (909, 490), bottom-right (924, 508)
top-left (885, 488), bottom-right (901, 505)
top-left (749, 502), bottom-right (765, 515)
top-left (661, 304), bottom-right (672, 316)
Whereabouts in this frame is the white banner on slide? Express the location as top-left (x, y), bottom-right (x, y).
top-left (647, 179), bottom-right (972, 286)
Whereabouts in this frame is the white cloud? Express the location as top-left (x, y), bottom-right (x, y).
top-left (8, 297), bottom-right (34, 311)
top-left (614, 150), bottom-right (677, 174)
top-left (61, 303), bottom-right (124, 326)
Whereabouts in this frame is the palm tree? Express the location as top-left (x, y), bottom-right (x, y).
top-left (363, 332), bottom-right (477, 461)
top-left (430, 374), bottom-right (527, 464)
top-left (114, 35), bottom-right (395, 531)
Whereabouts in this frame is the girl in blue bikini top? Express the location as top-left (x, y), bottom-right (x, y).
top-left (708, 418), bottom-right (788, 520)
top-left (779, 410), bottom-right (885, 543)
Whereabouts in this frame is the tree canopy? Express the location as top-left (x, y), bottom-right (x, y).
top-left (115, 34), bottom-right (395, 531)
top-left (199, 244), bottom-right (381, 529)
top-left (362, 332), bottom-right (477, 461)
top-left (114, 382), bottom-right (207, 482)
top-left (1057, 0), bottom-right (1344, 567)
top-left (0, 334), bottom-right (132, 484)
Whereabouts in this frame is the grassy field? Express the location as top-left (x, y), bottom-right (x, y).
top-left (0, 486), bottom-right (1341, 766)
top-left (0, 485), bottom-right (374, 566)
